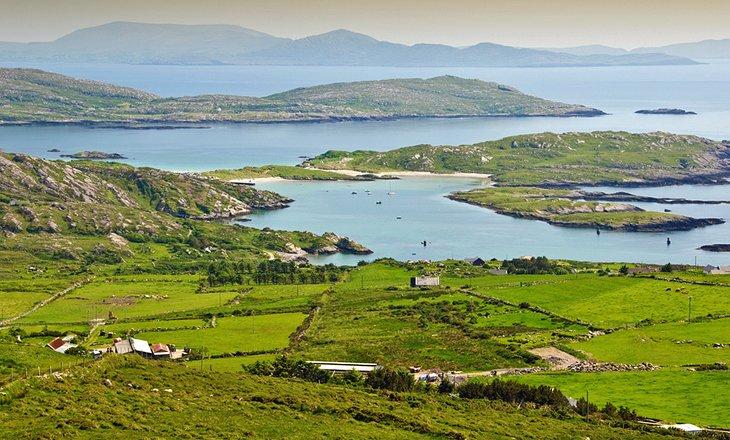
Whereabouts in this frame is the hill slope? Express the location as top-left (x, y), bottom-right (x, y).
top-left (0, 68), bottom-right (604, 123)
top-left (0, 356), bottom-right (677, 439)
top-left (0, 22), bottom-right (697, 67)
top-left (305, 131), bottom-right (730, 186)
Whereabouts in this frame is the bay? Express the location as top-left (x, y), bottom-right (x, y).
top-left (1, 61), bottom-right (728, 265)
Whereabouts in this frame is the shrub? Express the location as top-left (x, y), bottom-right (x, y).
top-left (365, 367), bottom-right (414, 392)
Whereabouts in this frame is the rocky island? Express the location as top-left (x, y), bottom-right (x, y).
top-left (0, 68), bottom-right (604, 125)
top-left (60, 151), bottom-right (128, 160)
top-left (447, 187), bottom-right (724, 232)
top-left (698, 244), bottom-right (730, 252)
top-left (635, 108), bottom-right (697, 115)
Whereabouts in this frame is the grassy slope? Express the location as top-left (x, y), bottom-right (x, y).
top-left (306, 131), bottom-right (729, 185)
top-left (0, 356), bottom-right (673, 439)
top-left (0, 68), bottom-right (601, 123)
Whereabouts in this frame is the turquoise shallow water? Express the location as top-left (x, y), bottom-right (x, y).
top-left (0, 62), bottom-right (728, 264)
top-left (243, 179), bottom-right (730, 266)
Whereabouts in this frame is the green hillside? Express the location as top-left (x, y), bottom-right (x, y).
top-left (306, 131), bottom-right (730, 186)
top-left (0, 68), bottom-right (603, 123)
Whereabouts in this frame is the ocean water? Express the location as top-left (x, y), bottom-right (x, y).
top-left (1, 62), bottom-right (728, 264)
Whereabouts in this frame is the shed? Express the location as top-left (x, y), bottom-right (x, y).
top-left (151, 343), bottom-right (171, 357)
top-left (659, 423), bottom-right (702, 433)
top-left (130, 338), bottom-right (153, 356)
top-left (488, 269), bottom-right (508, 275)
top-left (465, 257), bottom-right (486, 266)
top-left (113, 339), bottom-right (133, 355)
top-left (410, 276), bottom-right (440, 287)
top-left (707, 265), bottom-right (730, 275)
top-left (47, 336), bottom-right (77, 354)
top-left (307, 361), bottom-right (379, 374)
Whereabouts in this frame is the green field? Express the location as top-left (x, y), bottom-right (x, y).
top-left (511, 369), bottom-right (729, 427)
top-left (134, 313), bottom-right (306, 356)
top-left (572, 318), bottom-right (730, 365)
top-left (448, 274), bottom-right (728, 328)
top-left (16, 275), bottom-right (238, 324)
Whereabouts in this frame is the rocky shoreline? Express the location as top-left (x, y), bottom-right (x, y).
top-left (570, 190), bottom-right (730, 205)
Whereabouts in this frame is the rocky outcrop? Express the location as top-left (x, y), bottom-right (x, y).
top-left (304, 233), bottom-right (373, 255)
top-left (567, 361), bottom-right (659, 373)
top-left (635, 108), bottom-right (697, 115)
top-left (698, 244), bottom-right (730, 252)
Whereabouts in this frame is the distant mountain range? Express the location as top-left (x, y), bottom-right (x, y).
top-left (543, 40), bottom-right (730, 59)
top-left (0, 21), bottom-right (700, 67)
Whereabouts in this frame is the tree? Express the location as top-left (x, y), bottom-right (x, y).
top-left (619, 265), bottom-right (629, 275)
top-left (661, 263), bottom-right (673, 273)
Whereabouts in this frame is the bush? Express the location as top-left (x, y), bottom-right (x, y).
top-left (244, 356), bottom-right (332, 384)
top-left (365, 367), bottom-right (414, 392)
top-left (457, 379), bottom-right (569, 408)
top-left (660, 263), bottom-right (673, 273)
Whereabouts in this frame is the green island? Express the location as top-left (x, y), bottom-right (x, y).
top-left (0, 68), bottom-right (604, 124)
top-left (305, 131), bottom-right (730, 186)
top-left (447, 186), bottom-right (724, 231)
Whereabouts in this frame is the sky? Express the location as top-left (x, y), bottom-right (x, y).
top-left (1, 0), bottom-right (728, 49)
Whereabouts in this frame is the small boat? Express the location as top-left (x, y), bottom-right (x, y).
top-left (666, 237), bottom-right (671, 246)
top-left (396, 216), bottom-right (402, 219)
top-left (596, 229), bottom-right (600, 236)
top-left (664, 208), bottom-right (672, 212)
top-left (376, 201), bottom-right (382, 205)
top-left (387, 191), bottom-right (396, 196)
top-left (351, 191), bottom-right (357, 195)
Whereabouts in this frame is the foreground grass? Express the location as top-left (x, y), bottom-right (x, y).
top-left (0, 356), bottom-right (675, 439)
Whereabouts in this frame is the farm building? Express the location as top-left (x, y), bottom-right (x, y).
top-left (151, 343), bottom-right (171, 357)
top-left (703, 265), bottom-right (730, 275)
top-left (488, 269), bottom-right (508, 275)
top-left (464, 257), bottom-right (486, 266)
top-left (307, 361), bottom-right (379, 374)
top-left (47, 335), bottom-right (77, 354)
top-left (130, 338), bottom-right (153, 357)
top-left (113, 339), bottom-right (133, 355)
top-left (410, 276), bottom-right (440, 287)
top-left (659, 423), bottom-right (702, 433)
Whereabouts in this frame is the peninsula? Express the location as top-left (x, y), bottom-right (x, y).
top-left (305, 131), bottom-right (730, 186)
top-left (635, 109), bottom-right (697, 115)
top-left (0, 68), bottom-right (604, 125)
top-left (447, 187), bottom-right (724, 232)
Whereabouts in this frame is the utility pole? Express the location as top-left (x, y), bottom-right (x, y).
top-left (688, 297), bottom-right (692, 324)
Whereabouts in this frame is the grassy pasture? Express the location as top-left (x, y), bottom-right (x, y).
top-left (510, 369), bottom-right (730, 427)
top-left (134, 313), bottom-right (305, 356)
top-left (459, 274), bottom-right (728, 328)
top-left (572, 318), bottom-right (730, 366)
top-left (17, 275), bottom-right (238, 324)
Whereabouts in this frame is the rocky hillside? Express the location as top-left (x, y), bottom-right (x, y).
top-left (0, 68), bottom-right (603, 124)
top-left (0, 151), bottom-right (370, 259)
top-left (306, 131), bottom-right (730, 186)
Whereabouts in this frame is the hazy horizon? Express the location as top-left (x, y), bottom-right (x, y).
top-left (2, 0), bottom-right (730, 49)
